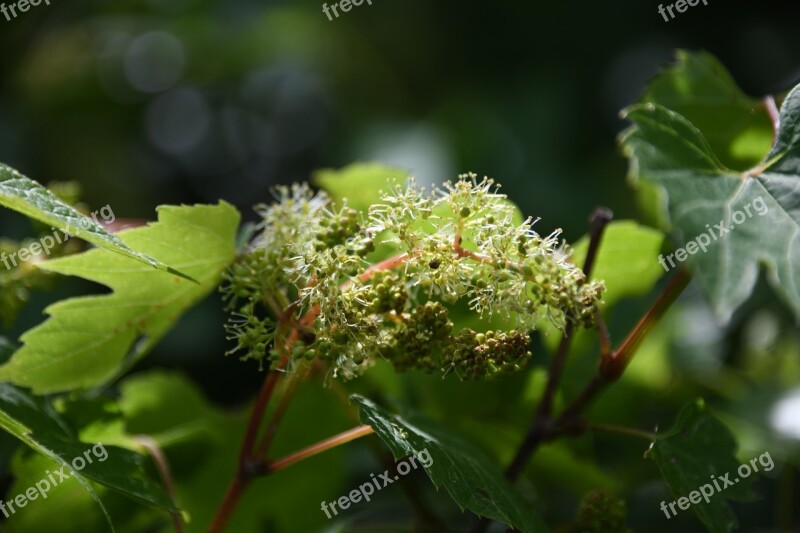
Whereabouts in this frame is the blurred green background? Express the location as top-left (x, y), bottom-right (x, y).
top-left (1, 0), bottom-right (799, 531)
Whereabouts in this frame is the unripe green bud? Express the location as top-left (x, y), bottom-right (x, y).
top-left (577, 489), bottom-right (631, 533)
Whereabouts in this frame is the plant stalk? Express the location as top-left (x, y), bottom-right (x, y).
top-left (267, 425), bottom-right (375, 472)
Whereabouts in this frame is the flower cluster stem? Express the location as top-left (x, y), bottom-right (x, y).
top-left (209, 250), bottom-right (421, 531)
top-left (503, 207), bottom-right (613, 483)
top-left (268, 425), bottom-right (375, 472)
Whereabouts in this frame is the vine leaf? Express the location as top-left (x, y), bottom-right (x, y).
top-left (621, 85), bottom-right (800, 324)
top-left (0, 202), bottom-right (240, 394)
top-left (0, 163), bottom-right (192, 280)
top-left (639, 50), bottom-right (774, 170)
top-left (646, 400), bottom-right (758, 533)
top-left (352, 394), bottom-right (547, 533)
top-left (0, 383), bottom-right (176, 531)
top-left (313, 162), bottom-right (410, 212)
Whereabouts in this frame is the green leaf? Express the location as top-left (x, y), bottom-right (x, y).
top-left (351, 394), bottom-right (547, 533)
top-left (0, 202), bottom-right (240, 393)
top-left (116, 372), bottom-right (350, 533)
top-left (646, 400), bottom-right (758, 533)
top-left (639, 50), bottom-right (774, 171)
top-left (313, 162), bottom-right (411, 213)
top-left (0, 163), bottom-right (191, 280)
top-left (0, 383), bottom-right (175, 531)
top-left (5, 453), bottom-right (108, 533)
top-left (621, 93), bottom-right (800, 324)
top-left (571, 220), bottom-right (665, 309)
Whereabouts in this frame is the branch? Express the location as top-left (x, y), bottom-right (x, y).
top-left (585, 422), bottom-right (657, 442)
top-left (267, 425), bottom-right (375, 472)
top-left (475, 218), bottom-right (688, 533)
top-left (239, 370), bottom-right (281, 463)
top-left (555, 268), bottom-right (691, 429)
top-left (254, 366), bottom-right (309, 459)
top-left (210, 329), bottom-right (294, 532)
top-left (504, 207), bottom-right (613, 482)
top-left (209, 368), bottom-right (282, 533)
top-left (599, 267), bottom-right (690, 381)
top-left (764, 95), bottom-right (780, 144)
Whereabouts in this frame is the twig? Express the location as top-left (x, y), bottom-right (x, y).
top-left (502, 324), bottom-right (574, 484)
top-left (208, 475), bottom-right (249, 533)
top-left (264, 293), bottom-right (285, 321)
top-left (267, 425), bottom-right (375, 472)
top-left (134, 436), bottom-right (184, 533)
top-left (239, 370), bottom-right (282, 463)
top-left (476, 208), bottom-right (617, 533)
top-left (555, 268), bottom-right (691, 428)
top-left (595, 311), bottom-right (612, 356)
top-left (254, 367), bottom-right (308, 459)
top-left (209, 419), bottom-right (374, 532)
top-left (504, 207), bottom-right (613, 482)
top-left (581, 207), bottom-right (614, 278)
top-left (764, 95), bottom-right (780, 144)
top-left (599, 268), bottom-right (690, 381)
top-left (209, 369), bottom-right (282, 533)
top-left (585, 422), bottom-right (657, 442)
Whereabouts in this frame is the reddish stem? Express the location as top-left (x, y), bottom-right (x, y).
top-left (239, 370), bottom-right (281, 463)
top-left (504, 207), bottom-right (613, 483)
top-left (135, 436), bottom-right (184, 533)
top-left (209, 360), bottom-right (285, 532)
top-left (764, 95), bottom-right (780, 143)
top-left (267, 425), bottom-right (375, 472)
top-left (600, 268), bottom-right (690, 380)
top-left (208, 475), bottom-right (250, 533)
top-left (255, 368), bottom-right (307, 458)
top-left (554, 268), bottom-right (691, 429)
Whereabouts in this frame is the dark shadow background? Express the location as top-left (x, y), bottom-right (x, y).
top-left (1, 1), bottom-right (799, 531)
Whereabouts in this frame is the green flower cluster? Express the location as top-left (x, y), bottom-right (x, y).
top-left (221, 175), bottom-right (604, 380)
top-left (374, 302), bottom-right (532, 380)
top-left (577, 489), bottom-right (632, 533)
top-left (384, 302), bottom-right (453, 374)
top-left (449, 328), bottom-right (532, 380)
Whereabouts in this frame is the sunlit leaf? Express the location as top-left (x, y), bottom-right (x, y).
top-left (0, 203), bottom-right (240, 393)
top-left (621, 87), bottom-right (800, 323)
top-left (0, 163), bottom-right (191, 280)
